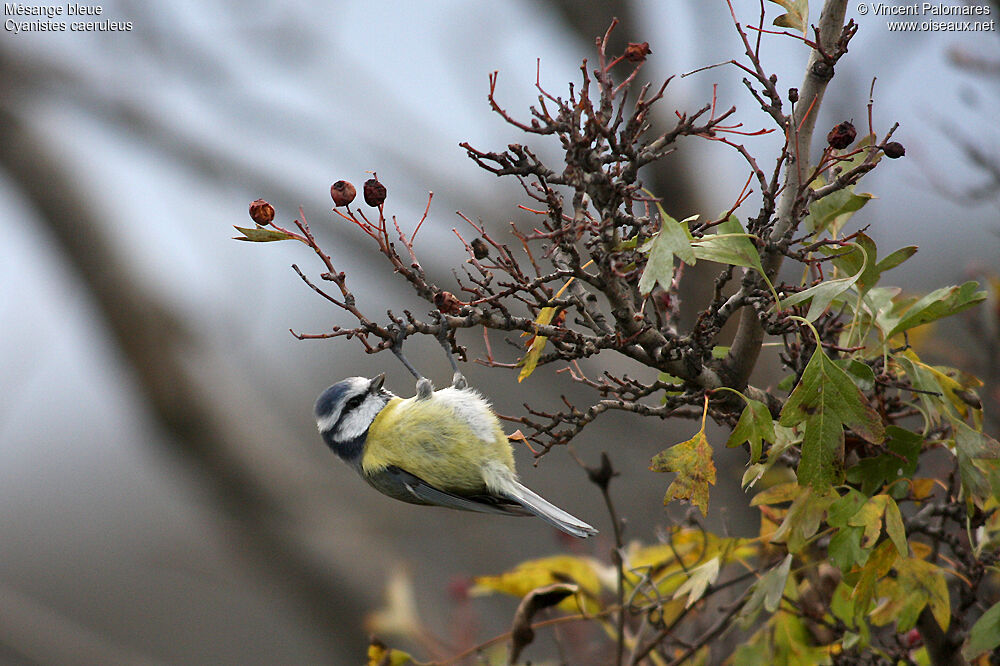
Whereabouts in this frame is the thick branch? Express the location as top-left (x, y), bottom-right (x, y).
top-left (725, 0), bottom-right (849, 388)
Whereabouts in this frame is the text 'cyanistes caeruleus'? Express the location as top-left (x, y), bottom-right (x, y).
top-left (314, 344), bottom-right (597, 538)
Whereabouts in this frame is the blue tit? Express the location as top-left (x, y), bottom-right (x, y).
top-left (314, 372), bottom-right (597, 538)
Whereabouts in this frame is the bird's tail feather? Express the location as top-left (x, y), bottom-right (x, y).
top-left (500, 478), bottom-right (598, 538)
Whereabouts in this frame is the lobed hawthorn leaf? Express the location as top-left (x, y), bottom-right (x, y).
top-left (963, 599), bottom-right (1000, 660)
top-left (896, 350), bottom-right (985, 424)
top-left (781, 241), bottom-right (868, 321)
top-left (637, 210), bottom-right (695, 296)
top-left (846, 425), bottom-right (921, 497)
top-left (804, 187), bottom-right (873, 236)
top-left (952, 420), bottom-right (1000, 509)
top-left (672, 556), bottom-right (721, 608)
top-left (767, 0), bottom-right (809, 34)
top-left (827, 488), bottom-right (873, 572)
top-left (780, 346), bottom-right (886, 488)
top-left (887, 280), bottom-right (986, 339)
top-left (835, 359), bottom-right (876, 391)
top-left (824, 232), bottom-right (917, 297)
top-left (624, 528), bottom-right (759, 600)
top-left (847, 494), bottom-right (907, 556)
top-left (770, 486), bottom-right (836, 553)
top-left (690, 215), bottom-right (767, 277)
top-left (738, 554), bottom-right (793, 628)
top-left (887, 557), bottom-right (950, 632)
top-left (472, 554), bottom-right (604, 614)
top-left (829, 525), bottom-right (868, 572)
top-left (650, 429), bottom-right (716, 516)
top-left (726, 397), bottom-right (775, 464)
top-left (852, 540), bottom-right (897, 624)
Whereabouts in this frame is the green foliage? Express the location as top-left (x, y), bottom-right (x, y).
top-left (963, 600), bottom-right (1000, 660)
top-left (779, 342), bottom-right (885, 487)
top-left (726, 395), bottom-right (774, 464)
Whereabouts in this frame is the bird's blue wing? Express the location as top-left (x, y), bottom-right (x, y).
top-left (366, 466), bottom-right (532, 517)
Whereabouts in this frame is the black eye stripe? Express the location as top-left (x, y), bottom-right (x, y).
top-left (344, 395), bottom-right (365, 411)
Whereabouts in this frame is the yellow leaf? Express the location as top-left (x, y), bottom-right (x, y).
top-left (472, 555), bottom-right (606, 613)
top-left (852, 541), bottom-right (898, 622)
top-left (896, 557), bottom-right (951, 631)
top-left (367, 639), bottom-right (414, 666)
top-left (517, 306), bottom-right (558, 382)
top-left (650, 429), bottom-right (716, 516)
top-left (625, 529), bottom-right (756, 600)
top-left (751, 481), bottom-right (803, 507)
top-left (911, 477), bottom-right (938, 500)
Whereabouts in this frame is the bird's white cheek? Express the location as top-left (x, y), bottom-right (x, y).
top-left (316, 409), bottom-right (342, 434)
top-left (335, 402), bottom-right (384, 441)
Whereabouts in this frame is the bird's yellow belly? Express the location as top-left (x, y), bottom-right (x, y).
top-left (362, 391), bottom-right (515, 493)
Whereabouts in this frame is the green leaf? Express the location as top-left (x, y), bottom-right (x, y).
top-left (830, 581), bottom-right (861, 631)
top-left (637, 210), bottom-right (695, 296)
top-left (876, 245), bottom-right (918, 274)
top-left (829, 526), bottom-right (868, 572)
top-left (827, 488), bottom-right (868, 528)
top-left (887, 281), bottom-right (987, 338)
top-left (846, 426), bottom-right (922, 497)
top-left (953, 420), bottom-right (1000, 508)
top-left (771, 487), bottom-right (836, 553)
top-left (780, 346), bottom-right (886, 487)
top-left (836, 359), bottom-right (876, 391)
top-left (691, 216), bottom-right (765, 276)
top-left (739, 554), bottom-right (793, 627)
top-left (825, 233), bottom-right (917, 299)
top-left (726, 398), bottom-right (775, 464)
top-left (650, 429), bottom-right (716, 516)
top-left (804, 185), bottom-right (873, 236)
top-left (860, 286), bottom-right (904, 341)
top-left (751, 481), bottom-right (802, 507)
top-left (838, 493), bottom-right (906, 556)
top-left (963, 600), bottom-right (1000, 660)
top-left (767, 0), bottom-right (809, 34)
top-left (233, 225), bottom-right (298, 242)
top-left (638, 233), bottom-right (675, 296)
top-left (781, 241), bottom-right (868, 320)
top-left (847, 495), bottom-right (887, 549)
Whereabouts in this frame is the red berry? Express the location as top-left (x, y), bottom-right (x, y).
top-left (363, 178), bottom-right (387, 207)
top-left (827, 121), bottom-right (857, 150)
top-left (249, 199), bottom-right (275, 226)
top-left (883, 142), bottom-right (906, 159)
top-left (330, 181), bottom-right (356, 207)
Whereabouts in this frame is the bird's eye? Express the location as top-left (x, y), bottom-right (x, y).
top-left (344, 395), bottom-right (365, 411)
